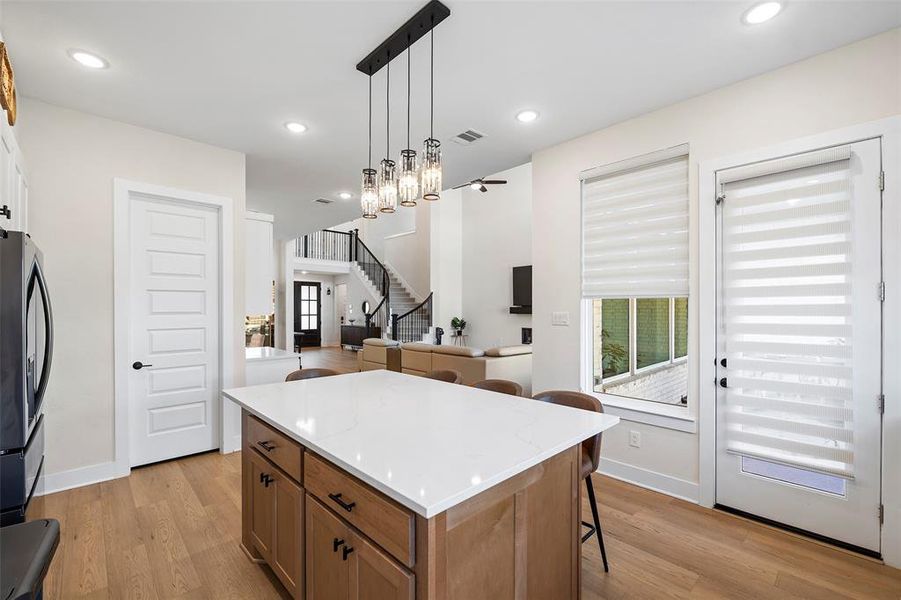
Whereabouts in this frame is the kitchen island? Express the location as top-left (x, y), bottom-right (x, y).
top-left (223, 369), bottom-right (619, 599)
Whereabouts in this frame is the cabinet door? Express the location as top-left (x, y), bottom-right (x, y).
top-left (248, 449), bottom-right (275, 560)
top-left (306, 497), bottom-right (350, 600)
top-left (272, 470), bottom-right (304, 598)
top-left (349, 531), bottom-right (414, 600)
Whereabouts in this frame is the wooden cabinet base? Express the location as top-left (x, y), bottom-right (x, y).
top-left (242, 409), bottom-right (581, 599)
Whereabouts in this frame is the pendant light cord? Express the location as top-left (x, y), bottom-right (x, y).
top-left (406, 42), bottom-right (411, 150)
top-left (386, 55), bottom-right (390, 158)
top-left (429, 25), bottom-right (434, 140)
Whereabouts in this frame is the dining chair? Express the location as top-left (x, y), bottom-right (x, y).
top-left (473, 379), bottom-right (523, 396)
top-left (532, 390), bottom-right (609, 572)
top-left (425, 369), bottom-right (462, 384)
top-left (285, 368), bottom-right (339, 381)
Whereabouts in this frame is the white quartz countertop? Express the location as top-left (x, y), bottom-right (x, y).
top-left (245, 347), bottom-right (301, 362)
top-left (223, 370), bottom-right (619, 518)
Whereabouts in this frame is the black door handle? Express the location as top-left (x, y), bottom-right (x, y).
top-left (342, 546), bottom-right (354, 561)
top-left (719, 377), bottom-right (728, 388)
top-left (328, 492), bottom-right (356, 512)
top-left (132, 361), bottom-right (153, 370)
top-left (333, 538), bottom-right (345, 552)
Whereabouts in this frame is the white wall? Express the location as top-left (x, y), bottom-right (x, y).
top-left (461, 163), bottom-right (532, 349)
top-left (15, 97), bottom-right (246, 479)
top-left (532, 30), bottom-right (901, 496)
top-left (429, 189), bottom-right (463, 342)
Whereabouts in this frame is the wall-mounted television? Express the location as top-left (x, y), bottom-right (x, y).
top-left (511, 265), bottom-right (532, 313)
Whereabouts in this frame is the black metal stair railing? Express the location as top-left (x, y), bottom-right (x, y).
top-left (392, 292), bottom-right (432, 343)
top-left (296, 229), bottom-right (355, 262)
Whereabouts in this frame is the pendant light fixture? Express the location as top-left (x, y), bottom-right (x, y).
top-left (361, 72), bottom-right (378, 219)
top-left (420, 24), bottom-right (441, 201)
top-left (378, 55), bottom-right (398, 213)
top-left (398, 41), bottom-right (419, 207)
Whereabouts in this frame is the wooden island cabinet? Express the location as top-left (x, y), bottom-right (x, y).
top-left (229, 370), bottom-right (619, 600)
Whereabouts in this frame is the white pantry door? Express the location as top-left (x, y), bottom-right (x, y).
top-left (715, 139), bottom-right (883, 554)
top-left (129, 196), bottom-right (220, 466)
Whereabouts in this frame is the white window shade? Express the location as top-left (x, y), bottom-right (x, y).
top-left (720, 145), bottom-right (855, 478)
top-left (581, 150), bottom-right (689, 298)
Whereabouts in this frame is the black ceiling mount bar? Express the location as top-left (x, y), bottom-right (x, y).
top-left (355, 0), bottom-right (450, 75)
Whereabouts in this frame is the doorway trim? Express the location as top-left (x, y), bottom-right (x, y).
top-left (698, 116), bottom-right (901, 567)
top-left (112, 178), bottom-right (236, 478)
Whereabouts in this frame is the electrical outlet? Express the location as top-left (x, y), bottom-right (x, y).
top-left (551, 311), bottom-right (570, 326)
top-left (629, 430), bottom-right (641, 448)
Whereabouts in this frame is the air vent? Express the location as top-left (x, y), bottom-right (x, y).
top-left (452, 129), bottom-right (485, 146)
top-left (314, 197), bottom-right (334, 204)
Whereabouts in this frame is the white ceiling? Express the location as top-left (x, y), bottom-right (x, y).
top-left (4, 1), bottom-right (899, 237)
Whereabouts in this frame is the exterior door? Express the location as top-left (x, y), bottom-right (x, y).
top-left (295, 281), bottom-right (322, 347)
top-left (715, 139), bottom-right (883, 554)
top-left (128, 196), bottom-right (220, 466)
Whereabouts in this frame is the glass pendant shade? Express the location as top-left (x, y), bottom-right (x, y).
top-left (420, 138), bottom-right (442, 201)
top-left (378, 158), bottom-right (398, 213)
top-left (398, 149), bottom-right (419, 207)
top-left (361, 168), bottom-right (378, 219)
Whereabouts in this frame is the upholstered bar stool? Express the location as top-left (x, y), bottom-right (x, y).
top-left (473, 379), bottom-right (523, 396)
top-left (285, 368), bottom-right (339, 381)
top-left (425, 369), bottom-right (462, 384)
top-left (532, 390), bottom-right (609, 572)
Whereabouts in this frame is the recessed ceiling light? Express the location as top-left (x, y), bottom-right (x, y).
top-left (338, 191), bottom-right (352, 200)
top-left (742, 1), bottom-right (783, 25)
top-left (67, 49), bottom-right (108, 69)
top-left (285, 122), bottom-right (307, 134)
top-left (515, 109), bottom-right (539, 124)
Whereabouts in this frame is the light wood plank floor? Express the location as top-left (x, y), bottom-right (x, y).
top-left (30, 448), bottom-right (901, 599)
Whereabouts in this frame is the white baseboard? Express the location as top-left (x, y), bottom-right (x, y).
top-left (598, 457), bottom-right (699, 504)
top-left (39, 460), bottom-right (128, 496)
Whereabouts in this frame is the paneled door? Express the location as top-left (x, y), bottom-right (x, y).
top-left (715, 139), bottom-right (883, 554)
top-left (128, 196), bottom-right (220, 466)
top-left (295, 281), bottom-right (322, 347)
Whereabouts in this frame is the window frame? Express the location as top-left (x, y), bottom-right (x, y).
top-left (579, 144), bottom-right (695, 432)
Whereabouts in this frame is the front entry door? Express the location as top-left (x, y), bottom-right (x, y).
top-left (295, 281), bottom-right (322, 347)
top-left (715, 139), bottom-right (883, 554)
top-left (129, 196), bottom-right (220, 467)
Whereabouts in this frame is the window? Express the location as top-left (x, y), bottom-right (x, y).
top-left (581, 146), bottom-right (689, 407)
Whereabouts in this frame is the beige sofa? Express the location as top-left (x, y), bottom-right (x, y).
top-left (357, 338), bottom-right (401, 372)
top-left (400, 343), bottom-right (533, 395)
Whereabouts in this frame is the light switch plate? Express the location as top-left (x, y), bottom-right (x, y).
top-left (551, 311), bottom-right (570, 326)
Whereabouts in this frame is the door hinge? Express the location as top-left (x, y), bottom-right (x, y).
top-left (878, 394), bottom-right (885, 414)
top-left (878, 281), bottom-right (885, 302)
top-left (878, 171), bottom-right (885, 192)
top-left (879, 504), bottom-right (884, 525)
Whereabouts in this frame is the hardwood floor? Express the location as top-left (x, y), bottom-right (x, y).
top-left (30, 448), bottom-right (901, 599)
top-left (297, 346), bottom-right (359, 373)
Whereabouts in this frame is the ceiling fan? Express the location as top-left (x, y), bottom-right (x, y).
top-left (452, 177), bottom-right (508, 193)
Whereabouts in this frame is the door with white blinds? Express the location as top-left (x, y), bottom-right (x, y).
top-left (715, 139), bottom-right (882, 554)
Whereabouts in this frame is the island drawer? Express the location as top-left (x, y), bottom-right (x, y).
top-left (246, 414), bottom-right (303, 483)
top-left (304, 453), bottom-right (414, 568)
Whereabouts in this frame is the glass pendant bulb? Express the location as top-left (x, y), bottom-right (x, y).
top-left (420, 138), bottom-right (441, 201)
top-left (361, 168), bottom-right (378, 219)
top-left (378, 158), bottom-right (397, 213)
top-left (398, 149), bottom-right (419, 207)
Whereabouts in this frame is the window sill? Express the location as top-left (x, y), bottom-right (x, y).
top-left (583, 390), bottom-right (697, 433)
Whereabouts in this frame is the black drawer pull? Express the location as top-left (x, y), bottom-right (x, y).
top-left (333, 537), bottom-right (345, 552)
top-left (328, 492), bottom-right (356, 512)
top-left (342, 546), bottom-right (354, 561)
top-left (257, 440), bottom-right (276, 452)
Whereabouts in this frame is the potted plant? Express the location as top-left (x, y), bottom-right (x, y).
top-left (451, 317), bottom-right (467, 337)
